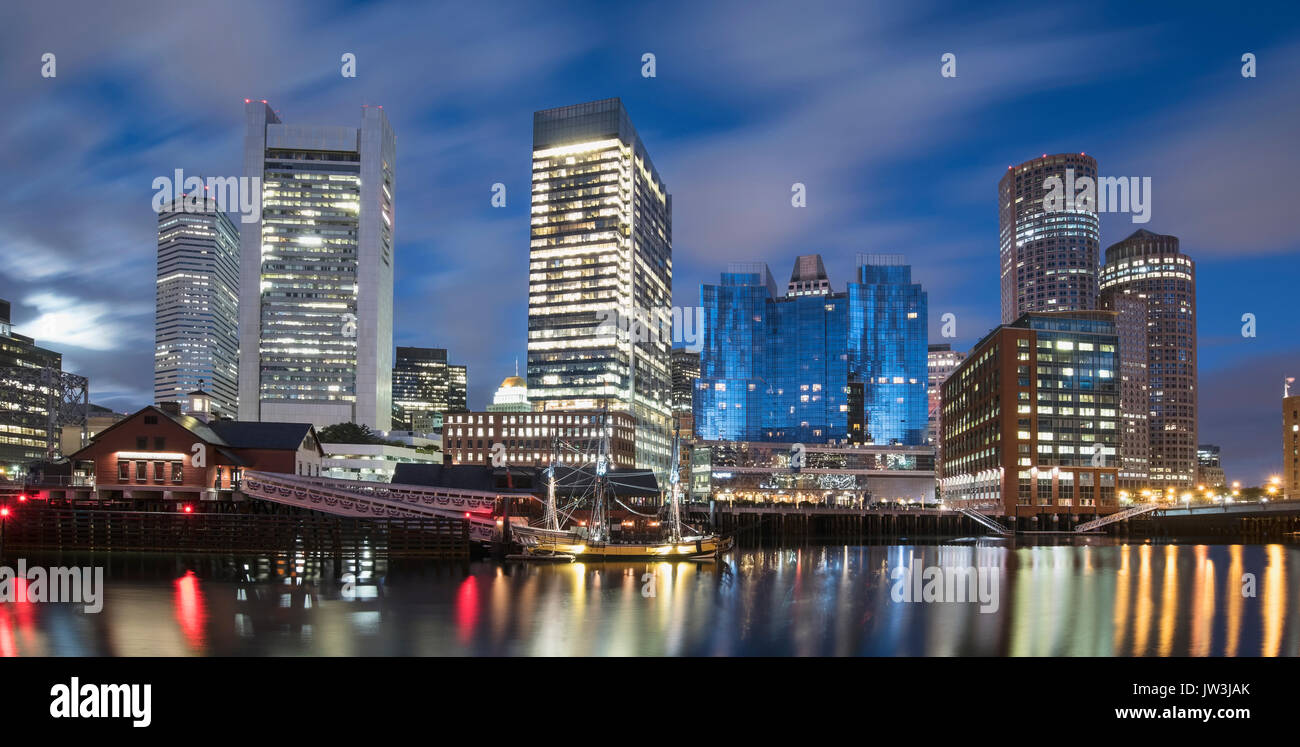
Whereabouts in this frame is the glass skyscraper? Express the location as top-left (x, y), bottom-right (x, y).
top-left (239, 101), bottom-right (396, 430)
top-left (391, 347), bottom-right (467, 432)
top-left (694, 254), bottom-right (927, 446)
top-left (526, 98), bottom-right (673, 472)
top-left (154, 197), bottom-right (240, 416)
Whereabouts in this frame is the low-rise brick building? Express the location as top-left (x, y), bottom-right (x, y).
top-left (64, 404), bottom-right (323, 508)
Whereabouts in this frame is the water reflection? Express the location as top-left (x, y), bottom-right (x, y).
top-left (2, 540), bottom-right (1297, 656)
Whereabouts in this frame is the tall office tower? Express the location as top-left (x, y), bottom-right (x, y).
top-left (154, 197), bottom-right (240, 416)
top-left (0, 299), bottom-right (66, 466)
top-left (939, 311), bottom-right (1121, 520)
top-left (1099, 229), bottom-right (1197, 488)
top-left (238, 101), bottom-right (396, 430)
top-left (1099, 292), bottom-right (1150, 489)
top-left (999, 154), bottom-right (1100, 323)
top-left (695, 255), bottom-right (928, 446)
top-left (1284, 393), bottom-right (1300, 500)
top-left (670, 348), bottom-right (700, 438)
top-left (391, 347), bottom-right (468, 432)
top-left (526, 98), bottom-right (673, 472)
top-left (927, 344), bottom-right (966, 477)
top-left (448, 365), bottom-right (468, 413)
top-left (1196, 444), bottom-right (1225, 488)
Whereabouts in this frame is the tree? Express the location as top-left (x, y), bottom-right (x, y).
top-left (318, 422), bottom-right (380, 445)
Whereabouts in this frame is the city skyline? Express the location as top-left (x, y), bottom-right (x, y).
top-left (0, 1), bottom-right (1297, 483)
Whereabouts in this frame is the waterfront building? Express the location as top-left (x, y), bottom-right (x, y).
top-left (688, 441), bottom-right (935, 505)
top-left (671, 349), bottom-right (700, 438)
top-left (526, 98), bottom-right (673, 474)
top-left (154, 197), bottom-right (240, 416)
top-left (939, 311), bottom-right (1121, 521)
top-left (1196, 444), bottom-right (1226, 488)
top-left (238, 101), bottom-right (396, 430)
top-left (392, 347), bottom-right (467, 431)
top-left (0, 298), bottom-right (70, 468)
top-left (443, 409), bottom-right (636, 469)
top-left (999, 153), bottom-right (1100, 323)
top-left (928, 344), bottom-right (965, 484)
top-left (67, 404), bottom-right (323, 506)
top-left (1284, 394), bottom-right (1300, 501)
top-left (1099, 229), bottom-right (1197, 488)
top-left (694, 254), bottom-right (927, 446)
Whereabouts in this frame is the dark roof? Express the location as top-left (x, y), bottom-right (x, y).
top-left (556, 466), bottom-right (660, 498)
top-left (209, 420), bottom-right (316, 452)
top-left (68, 405), bottom-right (320, 461)
top-left (393, 463), bottom-right (536, 493)
top-left (393, 462), bottom-right (660, 499)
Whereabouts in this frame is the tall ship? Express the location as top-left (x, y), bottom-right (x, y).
top-left (511, 408), bottom-right (731, 561)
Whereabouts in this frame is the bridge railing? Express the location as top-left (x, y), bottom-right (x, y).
top-left (1074, 503), bottom-right (1159, 533)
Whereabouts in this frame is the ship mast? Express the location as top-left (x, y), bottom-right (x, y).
top-left (668, 425), bottom-right (683, 543)
top-left (591, 399), bottom-right (611, 543)
top-left (544, 433), bottom-right (559, 531)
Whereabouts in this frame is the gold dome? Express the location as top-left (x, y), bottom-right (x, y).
top-left (500, 376), bottom-right (526, 388)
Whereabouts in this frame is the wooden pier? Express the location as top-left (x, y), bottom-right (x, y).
top-left (0, 504), bottom-right (471, 558)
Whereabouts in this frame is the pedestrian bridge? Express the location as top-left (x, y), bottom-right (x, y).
top-left (240, 471), bottom-right (502, 542)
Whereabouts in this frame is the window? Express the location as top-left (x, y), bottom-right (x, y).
top-left (118, 461), bottom-right (130, 481)
top-left (135, 461), bottom-right (147, 481)
top-left (154, 461), bottom-right (165, 482)
top-left (136, 437), bottom-right (148, 450)
top-left (154, 437), bottom-right (166, 450)
top-left (172, 462), bottom-right (184, 484)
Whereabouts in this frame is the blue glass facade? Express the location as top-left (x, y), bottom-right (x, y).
top-left (695, 256), bottom-right (927, 446)
top-left (848, 259), bottom-right (928, 446)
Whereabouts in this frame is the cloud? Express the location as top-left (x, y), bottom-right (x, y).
top-left (21, 291), bottom-right (148, 351)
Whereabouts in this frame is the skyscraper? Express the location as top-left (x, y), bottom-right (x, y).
top-left (694, 254), bottom-right (928, 446)
top-left (849, 255), bottom-right (929, 446)
top-left (0, 299), bottom-right (67, 466)
top-left (1100, 291), bottom-right (1150, 489)
top-left (238, 101), bottom-right (396, 430)
top-left (391, 347), bottom-right (466, 431)
top-left (1099, 229), bottom-right (1197, 488)
top-left (526, 98), bottom-right (672, 472)
top-left (999, 154), bottom-right (1100, 323)
top-left (671, 348), bottom-right (700, 438)
top-left (154, 197), bottom-right (240, 416)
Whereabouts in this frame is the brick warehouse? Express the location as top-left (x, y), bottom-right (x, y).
top-left (59, 403), bottom-right (323, 508)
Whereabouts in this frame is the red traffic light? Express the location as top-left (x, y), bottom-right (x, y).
top-left (182, 505), bottom-right (194, 514)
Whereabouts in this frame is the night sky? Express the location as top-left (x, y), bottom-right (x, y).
top-left (1, 0), bottom-right (1296, 483)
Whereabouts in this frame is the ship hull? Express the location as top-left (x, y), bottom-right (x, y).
top-left (520, 532), bottom-right (732, 560)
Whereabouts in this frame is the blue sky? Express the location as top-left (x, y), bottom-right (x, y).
top-left (1, 0), bottom-right (1297, 483)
